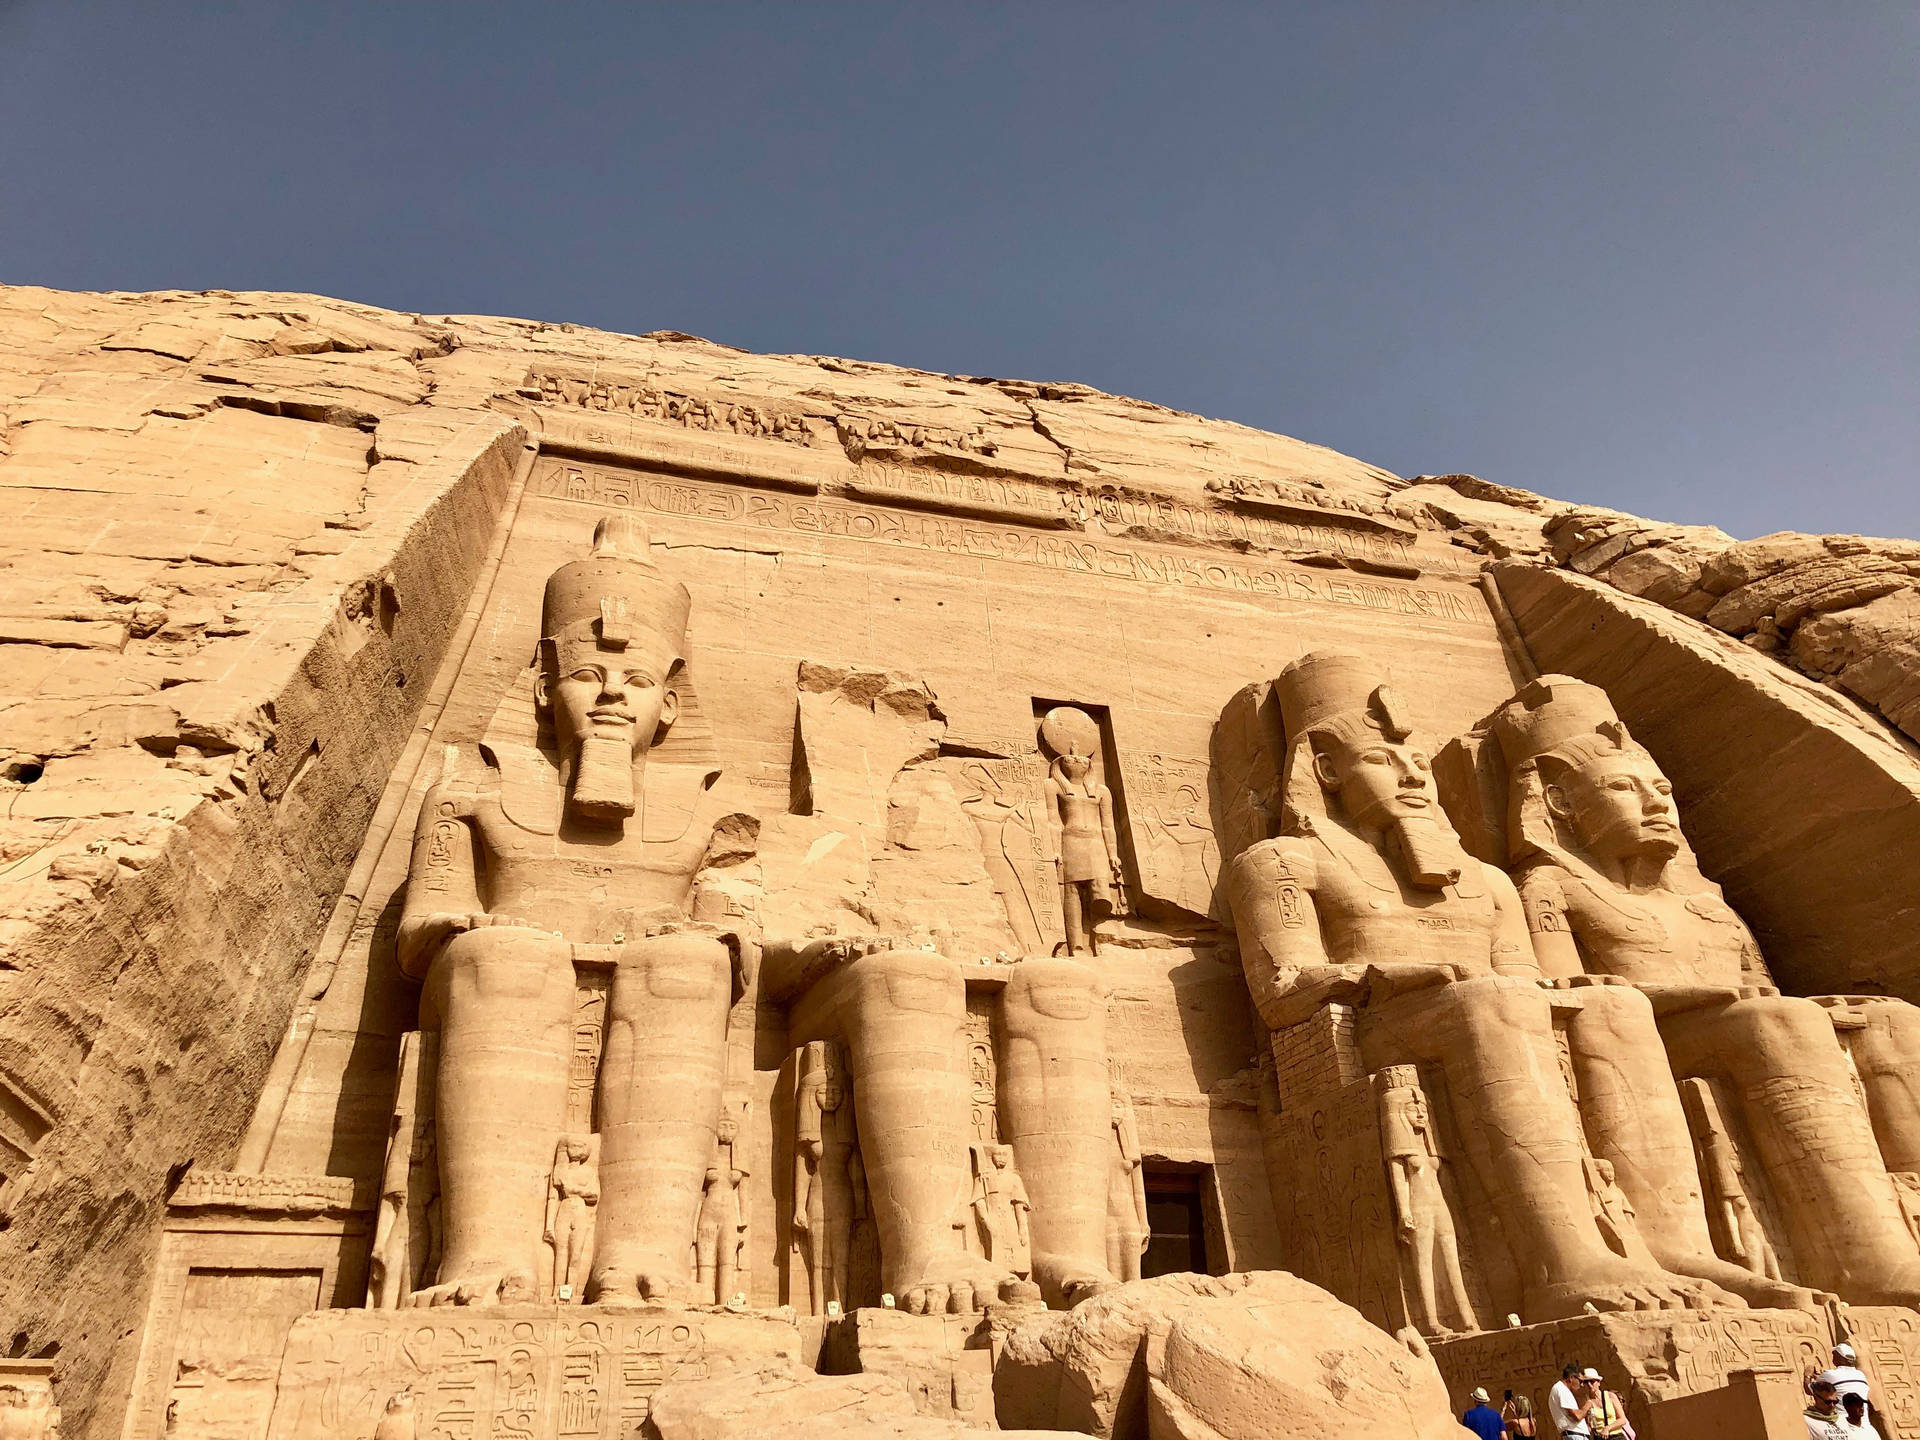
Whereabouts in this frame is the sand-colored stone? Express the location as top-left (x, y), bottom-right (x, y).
top-left (994, 1271), bottom-right (1456, 1439)
top-left (7, 283), bottom-right (1920, 1440)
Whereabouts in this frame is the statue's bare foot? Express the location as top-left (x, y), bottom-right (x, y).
top-left (588, 1261), bottom-right (692, 1307)
top-left (1526, 1268), bottom-right (1742, 1322)
top-left (1837, 1261), bottom-right (1920, 1307)
top-left (896, 1251), bottom-right (1014, 1316)
top-left (406, 1267), bottom-right (537, 1308)
top-left (1660, 1250), bottom-right (1825, 1311)
top-left (1032, 1252), bottom-right (1119, 1309)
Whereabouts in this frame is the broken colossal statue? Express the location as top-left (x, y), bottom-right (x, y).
top-left (31, 287), bottom-right (1920, 1440)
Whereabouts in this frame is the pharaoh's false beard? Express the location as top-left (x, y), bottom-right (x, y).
top-left (566, 734), bottom-right (637, 821)
top-left (1386, 814), bottom-right (1467, 891)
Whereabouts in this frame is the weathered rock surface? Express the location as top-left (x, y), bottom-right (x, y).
top-left (996, 1273), bottom-right (1455, 1439)
top-left (8, 282), bottom-right (1920, 1440)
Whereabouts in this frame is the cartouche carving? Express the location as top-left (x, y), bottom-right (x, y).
top-left (1224, 651), bottom-right (1730, 1321)
top-left (1039, 707), bottom-right (1124, 957)
top-left (1494, 674), bottom-right (1920, 1306)
top-left (395, 516), bottom-right (734, 1306)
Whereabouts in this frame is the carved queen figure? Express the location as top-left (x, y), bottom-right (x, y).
top-left (396, 516), bottom-right (735, 1306)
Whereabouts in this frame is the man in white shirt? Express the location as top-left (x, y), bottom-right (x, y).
top-left (1806, 1378), bottom-right (1849, 1440)
top-left (1840, 1391), bottom-right (1883, 1438)
top-left (1818, 1344), bottom-right (1872, 1406)
top-left (1548, 1363), bottom-right (1596, 1437)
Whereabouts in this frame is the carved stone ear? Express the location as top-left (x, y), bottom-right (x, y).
top-left (534, 645), bottom-right (555, 711)
top-left (1312, 748), bottom-right (1341, 790)
top-left (1544, 783), bottom-right (1571, 820)
top-left (657, 686), bottom-right (681, 738)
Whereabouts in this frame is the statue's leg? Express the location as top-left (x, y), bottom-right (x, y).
top-left (414, 927), bottom-right (574, 1305)
top-left (790, 944), bottom-right (1007, 1315)
top-left (714, 1217), bottom-right (737, 1304)
top-left (590, 933), bottom-right (732, 1304)
top-left (694, 1222), bottom-right (717, 1298)
top-left (1564, 984), bottom-right (1820, 1309)
top-left (1660, 996), bottom-right (1920, 1305)
top-left (1360, 975), bottom-right (1735, 1322)
top-left (999, 956), bottom-right (1117, 1306)
top-left (1061, 882), bottom-right (1086, 956)
top-left (1409, 1223), bottom-right (1443, 1334)
top-left (826, 1178), bottom-right (854, 1311)
top-left (1824, 997), bottom-right (1920, 1173)
top-left (1437, 1228), bottom-right (1476, 1331)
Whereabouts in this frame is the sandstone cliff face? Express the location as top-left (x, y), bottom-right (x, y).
top-left (3, 282), bottom-right (1919, 1436)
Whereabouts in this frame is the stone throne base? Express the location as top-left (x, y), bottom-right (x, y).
top-left (262, 1306), bottom-right (801, 1440)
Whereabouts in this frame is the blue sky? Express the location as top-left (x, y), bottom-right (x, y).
top-left (3, 3), bottom-right (1915, 538)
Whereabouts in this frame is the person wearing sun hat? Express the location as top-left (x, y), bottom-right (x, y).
top-left (1462, 1387), bottom-right (1506, 1440)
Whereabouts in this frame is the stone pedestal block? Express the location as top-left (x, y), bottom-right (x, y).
top-left (262, 1306), bottom-right (800, 1440)
top-left (820, 1308), bottom-right (995, 1428)
top-left (1429, 1307), bottom-right (1827, 1440)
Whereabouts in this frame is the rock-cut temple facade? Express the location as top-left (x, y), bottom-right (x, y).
top-left (6, 284), bottom-right (1920, 1439)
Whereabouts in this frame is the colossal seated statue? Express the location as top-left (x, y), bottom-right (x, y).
top-left (1223, 651), bottom-right (1732, 1322)
top-left (1490, 675), bottom-right (1920, 1306)
top-left (394, 516), bottom-right (736, 1307)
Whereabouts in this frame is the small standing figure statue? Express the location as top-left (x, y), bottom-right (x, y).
top-left (1039, 706), bottom-right (1125, 957)
top-left (1583, 1157), bottom-right (1660, 1268)
top-left (696, 1103), bottom-right (752, 1303)
top-left (1106, 1086), bottom-right (1148, 1282)
top-left (970, 1143), bottom-right (1034, 1277)
top-left (1682, 1078), bottom-right (1783, 1280)
top-left (1376, 1066), bottom-right (1476, 1335)
top-left (794, 1039), bottom-right (865, 1315)
top-left (545, 1134), bottom-right (601, 1302)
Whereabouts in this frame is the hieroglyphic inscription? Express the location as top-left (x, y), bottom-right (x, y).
top-left (1117, 753), bottom-right (1220, 920)
top-left (266, 1308), bottom-right (799, 1440)
top-left (1429, 1308), bottom-right (1826, 1440)
top-left (534, 462), bottom-right (1486, 613)
top-left (1850, 1307), bottom-right (1920, 1439)
top-left (945, 752), bottom-right (1058, 953)
top-left (566, 976), bottom-right (610, 1134)
top-left (526, 371), bottom-right (816, 446)
top-left (963, 996), bottom-right (997, 1143)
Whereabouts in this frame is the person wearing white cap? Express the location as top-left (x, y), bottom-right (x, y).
top-left (1818, 1344), bottom-right (1871, 1405)
top-left (1462, 1387), bottom-right (1506, 1440)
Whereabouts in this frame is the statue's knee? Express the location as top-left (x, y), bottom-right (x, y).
top-left (1739, 995), bottom-right (1833, 1056)
top-left (1006, 956), bottom-right (1108, 1022)
top-left (634, 933), bottom-right (732, 1002)
top-left (849, 946), bottom-right (962, 1016)
top-left (436, 926), bottom-right (572, 1002)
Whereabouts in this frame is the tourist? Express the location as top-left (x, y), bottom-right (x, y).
top-left (1462, 1387), bottom-right (1506, 1440)
top-left (1818, 1344), bottom-right (1872, 1406)
top-left (1586, 1374), bottom-right (1633, 1440)
top-left (1839, 1391), bottom-right (1882, 1438)
top-left (1805, 1378), bottom-right (1849, 1440)
top-left (1502, 1389), bottom-right (1538, 1439)
top-left (1549, 1363), bottom-right (1595, 1437)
